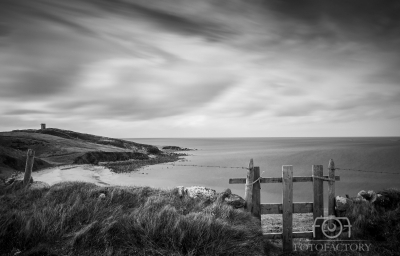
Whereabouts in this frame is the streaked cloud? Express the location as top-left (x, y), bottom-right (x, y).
top-left (0, 0), bottom-right (399, 136)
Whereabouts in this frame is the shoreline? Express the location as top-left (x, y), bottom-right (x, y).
top-left (18, 151), bottom-right (188, 187)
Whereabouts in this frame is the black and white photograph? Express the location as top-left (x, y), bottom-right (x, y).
top-left (1, 0), bottom-right (400, 255)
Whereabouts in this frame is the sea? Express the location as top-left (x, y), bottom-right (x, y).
top-left (124, 137), bottom-right (400, 205)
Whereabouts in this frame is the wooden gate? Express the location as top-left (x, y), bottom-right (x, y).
top-left (229, 159), bottom-right (340, 252)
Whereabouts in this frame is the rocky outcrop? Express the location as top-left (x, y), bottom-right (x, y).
top-left (73, 151), bottom-right (149, 165)
top-left (162, 146), bottom-right (193, 151)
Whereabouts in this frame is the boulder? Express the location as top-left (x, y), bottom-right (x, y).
top-left (177, 186), bottom-right (245, 209)
top-left (177, 186), bottom-right (217, 201)
top-left (357, 190), bottom-right (377, 202)
top-left (29, 181), bottom-right (50, 190)
top-left (224, 193), bottom-right (246, 209)
top-left (335, 196), bottom-right (353, 212)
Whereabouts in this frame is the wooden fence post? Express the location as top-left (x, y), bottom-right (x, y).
top-left (328, 159), bottom-right (335, 217)
top-left (252, 166), bottom-right (261, 220)
top-left (282, 166), bottom-right (293, 252)
top-left (23, 149), bottom-right (35, 187)
top-left (312, 165), bottom-right (324, 239)
top-left (328, 159), bottom-right (336, 237)
top-left (244, 159), bottom-right (254, 213)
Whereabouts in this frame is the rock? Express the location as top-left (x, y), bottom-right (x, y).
top-left (187, 186), bottom-right (217, 200)
top-left (224, 194), bottom-right (246, 209)
top-left (177, 186), bottom-right (245, 209)
top-left (29, 181), bottom-right (50, 190)
top-left (177, 186), bottom-right (185, 198)
top-left (357, 190), bottom-right (368, 200)
top-left (99, 193), bottom-right (106, 199)
top-left (162, 146), bottom-right (192, 151)
top-left (223, 188), bottom-right (232, 196)
top-left (176, 186), bottom-right (217, 201)
top-left (357, 190), bottom-right (377, 202)
top-left (367, 190), bottom-right (377, 203)
top-left (335, 196), bottom-right (353, 211)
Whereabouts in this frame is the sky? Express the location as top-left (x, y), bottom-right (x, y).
top-left (1, 0), bottom-right (400, 138)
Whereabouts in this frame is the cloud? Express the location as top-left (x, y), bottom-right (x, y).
top-left (0, 0), bottom-right (399, 136)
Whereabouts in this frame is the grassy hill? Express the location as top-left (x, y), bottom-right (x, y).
top-left (0, 128), bottom-right (165, 180)
top-left (0, 182), bottom-right (268, 256)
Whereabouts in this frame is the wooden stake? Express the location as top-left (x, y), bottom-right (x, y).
top-left (23, 149), bottom-right (35, 187)
top-left (282, 165), bottom-right (293, 252)
top-left (252, 166), bottom-right (261, 220)
top-left (328, 159), bottom-right (335, 216)
top-left (244, 159), bottom-right (254, 212)
top-left (328, 159), bottom-right (336, 237)
top-left (312, 165), bottom-right (324, 240)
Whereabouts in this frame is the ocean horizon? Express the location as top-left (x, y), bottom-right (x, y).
top-left (124, 137), bottom-right (400, 205)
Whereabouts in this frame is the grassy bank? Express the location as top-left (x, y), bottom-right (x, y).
top-left (0, 182), bottom-right (268, 256)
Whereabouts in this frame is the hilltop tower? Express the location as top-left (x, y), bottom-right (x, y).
top-left (41, 123), bottom-right (46, 130)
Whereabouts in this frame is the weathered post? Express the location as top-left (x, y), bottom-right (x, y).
top-left (252, 166), bottom-right (261, 220)
top-left (282, 165), bottom-right (293, 252)
top-left (23, 149), bottom-right (35, 187)
top-left (328, 159), bottom-right (335, 216)
top-left (244, 159), bottom-right (254, 213)
top-left (312, 165), bottom-right (324, 240)
top-left (328, 159), bottom-right (336, 236)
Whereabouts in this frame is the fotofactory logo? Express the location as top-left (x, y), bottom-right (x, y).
top-left (313, 215), bottom-right (352, 239)
top-left (294, 216), bottom-right (372, 252)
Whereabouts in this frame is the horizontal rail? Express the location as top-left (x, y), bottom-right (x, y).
top-left (229, 176), bottom-right (340, 184)
top-left (261, 202), bottom-right (313, 214)
top-left (263, 231), bottom-right (313, 239)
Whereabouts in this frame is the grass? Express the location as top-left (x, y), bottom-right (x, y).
top-left (1, 180), bottom-right (398, 256)
top-left (342, 188), bottom-right (400, 256)
top-left (268, 189), bottom-right (400, 256)
top-left (0, 182), bottom-right (268, 256)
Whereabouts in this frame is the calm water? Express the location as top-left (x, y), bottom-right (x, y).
top-left (125, 137), bottom-right (400, 204)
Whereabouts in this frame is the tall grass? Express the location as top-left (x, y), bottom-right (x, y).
top-left (343, 188), bottom-right (400, 255)
top-left (0, 182), bottom-right (267, 255)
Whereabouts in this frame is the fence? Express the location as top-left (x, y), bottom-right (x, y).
top-left (229, 159), bottom-right (340, 252)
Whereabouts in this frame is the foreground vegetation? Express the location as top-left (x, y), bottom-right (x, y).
top-left (0, 182), bottom-right (268, 256)
top-left (1, 180), bottom-right (399, 256)
top-left (272, 188), bottom-right (400, 256)
top-left (343, 188), bottom-right (400, 256)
